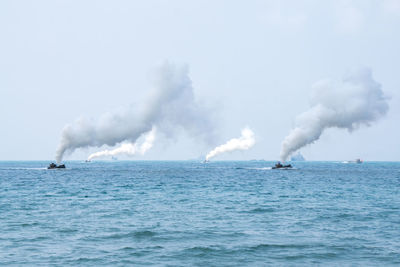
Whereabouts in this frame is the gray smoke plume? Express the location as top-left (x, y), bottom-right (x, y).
top-left (280, 68), bottom-right (389, 162)
top-left (56, 62), bottom-right (214, 163)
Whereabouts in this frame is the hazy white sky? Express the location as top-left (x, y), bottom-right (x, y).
top-left (1, 0), bottom-right (399, 161)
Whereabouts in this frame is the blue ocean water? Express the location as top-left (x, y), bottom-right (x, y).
top-left (0, 161), bottom-right (399, 266)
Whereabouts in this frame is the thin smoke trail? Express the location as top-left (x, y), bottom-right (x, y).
top-left (205, 127), bottom-right (255, 161)
top-left (87, 128), bottom-right (156, 161)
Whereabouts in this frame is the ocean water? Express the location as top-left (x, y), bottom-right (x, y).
top-left (0, 161), bottom-right (399, 266)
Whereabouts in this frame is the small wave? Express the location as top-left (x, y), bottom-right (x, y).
top-left (20, 222), bottom-right (40, 227)
top-left (69, 257), bottom-right (104, 264)
top-left (132, 230), bottom-right (156, 238)
top-left (247, 207), bottom-right (275, 213)
top-left (102, 230), bottom-right (156, 240)
top-left (179, 243), bottom-right (321, 259)
top-left (185, 246), bottom-right (220, 253)
top-left (235, 167), bottom-right (272, 170)
top-left (1, 167), bottom-right (47, 170)
top-left (283, 252), bottom-right (338, 260)
top-left (247, 243), bottom-right (316, 251)
top-left (120, 245), bottom-right (163, 251)
top-left (120, 246), bottom-right (135, 251)
top-left (57, 228), bottom-right (78, 234)
top-left (179, 245), bottom-right (230, 257)
top-left (22, 236), bottom-right (51, 242)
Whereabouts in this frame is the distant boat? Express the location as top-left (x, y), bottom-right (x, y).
top-left (342, 158), bottom-right (363, 164)
top-left (272, 162), bottom-right (293, 169)
top-left (47, 163), bottom-right (66, 169)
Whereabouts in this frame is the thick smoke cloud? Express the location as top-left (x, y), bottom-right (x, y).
top-left (280, 68), bottom-right (389, 161)
top-left (87, 127), bottom-right (156, 161)
top-left (205, 127), bottom-right (255, 161)
top-left (56, 62), bottom-right (214, 163)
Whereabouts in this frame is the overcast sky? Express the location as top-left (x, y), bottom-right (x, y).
top-left (1, 0), bottom-right (399, 161)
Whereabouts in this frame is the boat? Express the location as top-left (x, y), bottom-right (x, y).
top-left (47, 163), bottom-right (66, 169)
top-left (272, 162), bottom-right (292, 169)
top-left (343, 158), bottom-right (363, 164)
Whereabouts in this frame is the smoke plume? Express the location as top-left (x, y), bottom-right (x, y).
top-left (56, 62), bottom-right (214, 163)
top-left (87, 127), bottom-right (156, 161)
top-left (280, 68), bottom-right (389, 161)
top-left (205, 127), bottom-right (255, 161)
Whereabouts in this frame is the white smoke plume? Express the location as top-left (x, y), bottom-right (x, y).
top-left (280, 68), bottom-right (389, 162)
top-left (56, 62), bottom-right (215, 163)
top-left (87, 127), bottom-right (156, 161)
top-left (205, 127), bottom-right (255, 161)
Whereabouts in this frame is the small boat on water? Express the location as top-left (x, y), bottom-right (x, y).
top-left (272, 162), bottom-right (293, 169)
top-left (47, 163), bottom-right (66, 169)
top-left (342, 158), bottom-right (363, 164)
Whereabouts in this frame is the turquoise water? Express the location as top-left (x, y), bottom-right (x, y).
top-left (0, 161), bottom-right (399, 266)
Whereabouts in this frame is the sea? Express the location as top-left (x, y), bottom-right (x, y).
top-left (0, 160), bottom-right (399, 266)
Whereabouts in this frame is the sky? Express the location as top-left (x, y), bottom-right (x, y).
top-left (0, 0), bottom-right (399, 161)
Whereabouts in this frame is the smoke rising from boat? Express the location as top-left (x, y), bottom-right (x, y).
top-left (205, 127), bottom-right (255, 161)
top-left (87, 127), bottom-right (156, 161)
top-left (280, 68), bottom-right (389, 162)
top-left (56, 62), bottom-right (215, 163)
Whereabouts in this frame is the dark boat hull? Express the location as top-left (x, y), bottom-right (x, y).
top-left (47, 163), bottom-right (66, 169)
top-left (272, 164), bottom-right (292, 169)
